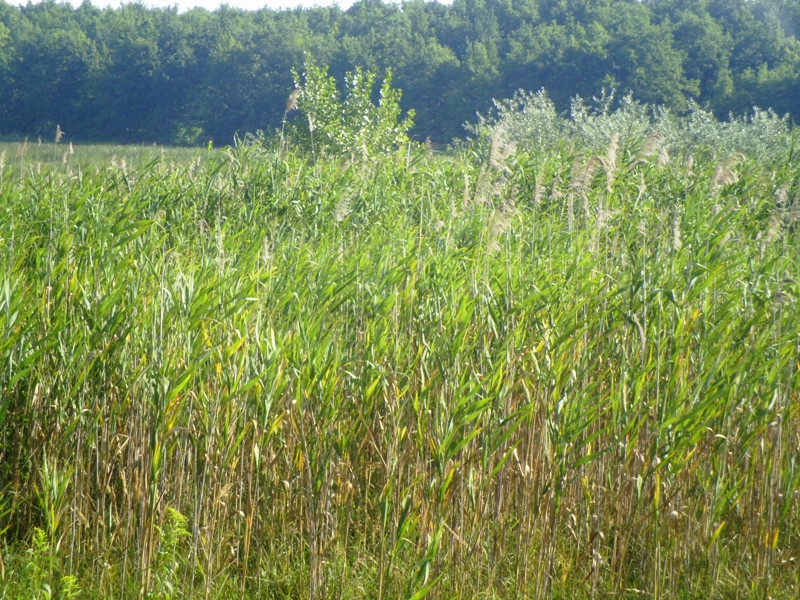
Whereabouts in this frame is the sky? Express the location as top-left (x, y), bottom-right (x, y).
top-left (8, 0), bottom-right (359, 12)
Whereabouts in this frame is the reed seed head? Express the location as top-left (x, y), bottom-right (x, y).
top-left (286, 89), bottom-right (300, 114)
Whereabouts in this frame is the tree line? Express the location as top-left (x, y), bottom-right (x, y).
top-left (1, 0), bottom-right (799, 145)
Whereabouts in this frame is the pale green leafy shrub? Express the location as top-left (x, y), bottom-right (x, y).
top-left (150, 508), bottom-right (190, 600)
top-left (0, 528), bottom-right (81, 600)
top-left (286, 57), bottom-right (415, 161)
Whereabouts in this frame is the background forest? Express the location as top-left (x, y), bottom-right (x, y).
top-left (1, 0), bottom-right (800, 145)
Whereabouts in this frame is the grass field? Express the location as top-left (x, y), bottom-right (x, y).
top-left (0, 140), bottom-right (210, 178)
top-left (0, 126), bottom-right (799, 599)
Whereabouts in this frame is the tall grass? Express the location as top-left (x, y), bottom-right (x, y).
top-left (0, 134), bottom-right (798, 599)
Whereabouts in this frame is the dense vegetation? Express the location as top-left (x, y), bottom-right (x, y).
top-left (2, 0), bottom-right (800, 144)
top-left (1, 78), bottom-right (799, 598)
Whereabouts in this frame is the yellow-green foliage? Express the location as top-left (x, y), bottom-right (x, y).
top-left (0, 134), bottom-right (798, 599)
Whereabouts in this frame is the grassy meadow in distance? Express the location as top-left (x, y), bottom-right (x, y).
top-left (1, 115), bottom-right (799, 600)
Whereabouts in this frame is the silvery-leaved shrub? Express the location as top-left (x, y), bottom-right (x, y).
top-left (668, 101), bottom-right (793, 161)
top-left (464, 88), bottom-right (565, 155)
top-left (467, 88), bottom-right (795, 163)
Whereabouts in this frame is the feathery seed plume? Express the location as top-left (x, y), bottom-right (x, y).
top-left (672, 209), bottom-right (682, 250)
top-left (638, 133), bottom-right (664, 160)
top-left (711, 154), bottom-right (745, 190)
top-left (658, 146), bottom-right (670, 167)
top-left (603, 133), bottom-right (619, 193)
top-left (580, 156), bottom-right (603, 193)
top-left (489, 123), bottom-right (516, 173)
top-left (334, 195), bottom-right (352, 223)
top-left (285, 89), bottom-right (300, 114)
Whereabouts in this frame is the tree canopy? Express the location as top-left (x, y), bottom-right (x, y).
top-left (1, 0), bottom-right (798, 144)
